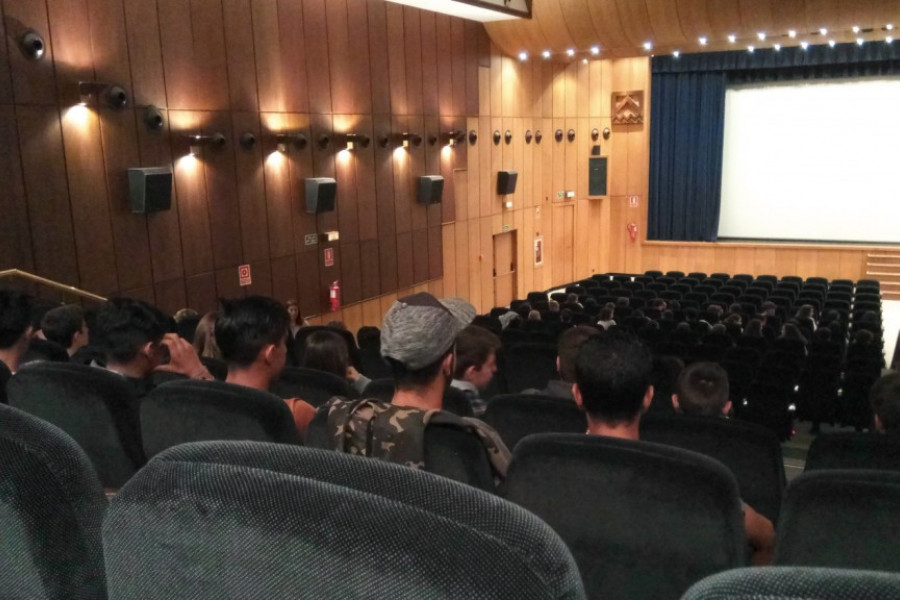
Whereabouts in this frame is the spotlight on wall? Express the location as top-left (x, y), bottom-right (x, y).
top-left (276, 132), bottom-right (307, 153)
top-left (554, 129), bottom-right (564, 142)
top-left (78, 81), bottom-right (128, 109)
top-left (337, 132), bottom-right (370, 151)
top-left (19, 29), bottom-right (46, 60)
top-left (441, 130), bottom-right (465, 147)
top-left (187, 132), bottom-right (226, 156)
top-left (591, 128), bottom-right (600, 141)
top-left (535, 130), bottom-right (543, 144)
top-left (493, 130), bottom-right (501, 145)
top-left (143, 105), bottom-right (164, 131)
top-left (399, 132), bottom-right (422, 148)
top-left (317, 134), bottom-right (331, 149)
top-left (567, 129), bottom-right (576, 142)
top-left (240, 132), bottom-right (257, 150)
top-left (525, 129), bottom-right (533, 144)
top-left (467, 130), bottom-right (477, 145)
top-left (504, 130), bottom-right (512, 144)
top-left (603, 127), bottom-right (611, 140)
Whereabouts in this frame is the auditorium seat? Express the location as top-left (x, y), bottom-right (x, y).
top-left (505, 433), bottom-right (747, 600)
top-left (0, 403), bottom-right (107, 599)
top-left (775, 470), bottom-right (900, 571)
top-left (103, 442), bottom-right (585, 599)
top-left (270, 366), bottom-right (354, 407)
top-left (140, 379), bottom-right (302, 458)
top-left (482, 394), bottom-right (586, 451)
top-left (805, 432), bottom-right (900, 472)
top-left (7, 361), bottom-right (145, 489)
top-left (682, 566), bottom-right (900, 600)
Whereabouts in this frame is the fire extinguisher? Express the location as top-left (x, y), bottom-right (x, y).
top-left (627, 222), bottom-right (638, 242)
top-left (329, 280), bottom-right (341, 312)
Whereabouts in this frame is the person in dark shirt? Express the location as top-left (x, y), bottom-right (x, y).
top-left (0, 290), bottom-right (34, 403)
top-left (870, 372), bottom-right (900, 434)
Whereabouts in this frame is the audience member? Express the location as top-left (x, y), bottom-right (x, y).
top-left (547, 299), bottom-right (560, 313)
top-left (451, 324), bottom-right (502, 416)
top-left (870, 372), bottom-right (900, 434)
top-left (92, 298), bottom-right (213, 396)
top-left (285, 299), bottom-right (309, 337)
top-left (173, 308), bottom-right (200, 343)
top-left (356, 325), bottom-right (381, 350)
top-left (319, 293), bottom-right (510, 480)
top-left (673, 361), bottom-right (731, 417)
top-left (0, 290), bottom-right (34, 385)
top-left (216, 296), bottom-right (315, 435)
top-left (303, 329), bottom-right (370, 395)
top-left (527, 309), bottom-right (542, 321)
top-left (646, 355), bottom-right (683, 416)
top-left (780, 322), bottom-right (808, 345)
top-left (193, 311), bottom-right (222, 359)
top-left (743, 319), bottom-right (764, 338)
top-left (596, 306), bottom-right (616, 330)
top-left (40, 304), bottom-right (89, 357)
top-left (573, 332), bottom-right (774, 565)
top-left (524, 325), bottom-right (599, 401)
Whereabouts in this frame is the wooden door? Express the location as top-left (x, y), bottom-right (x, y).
top-left (552, 204), bottom-right (575, 286)
top-left (493, 230), bottom-right (517, 307)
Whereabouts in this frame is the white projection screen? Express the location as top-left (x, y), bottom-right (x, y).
top-left (719, 76), bottom-right (900, 244)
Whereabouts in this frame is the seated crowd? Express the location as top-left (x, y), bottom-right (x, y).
top-left (0, 273), bottom-right (898, 595)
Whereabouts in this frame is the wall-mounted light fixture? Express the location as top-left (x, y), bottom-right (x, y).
top-left (399, 132), bottom-right (422, 148)
top-left (603, 127), bottom-right (611, 140)
top-left (493, 130), bottom-right (501, 145)
top-left (591, 128), bottom-right (599, 141)
top-left (535, 130), bottom-right (543, 144)
top-left (144, 106), bottom-right (164, 131)
top-left (240, 132), bottom-right (258, 150)
top-left (554, 129), bottom-right (564, 142)
top-left (567, 129), bottom-right (576, 142)
top-left (336, 132), bottom-right (370, 151)
top-left (504, 130), bottom-right (512, 144)
top-left (317, 134), bottom-right (331, 150)
top-left (525, 130), bottom-right (533, 144)
top-left (432, 130), bottom-right (465, 147)
top-left (78, 81), bottom-right (128, 109)
top-left (276, 132), bottom-right (308, 153)
top-left (187, 132), bottom-right (226, 156)
top-left (19, 29), bottom-right (45, 60)
top-left (468, 130), bottom-right (478, 145)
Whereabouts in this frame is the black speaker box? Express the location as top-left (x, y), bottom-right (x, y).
top-left (417, 175), bottom-right (444, 205)
top-left (305, 177), bottom-right (337, 214)
top-left (128, 167), bottom-right (172, 214)
top-left (497, 170), bottom-right (518, 195)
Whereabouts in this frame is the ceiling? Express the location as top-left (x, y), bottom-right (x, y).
top-left (484, 0), bottom-right (900, 62)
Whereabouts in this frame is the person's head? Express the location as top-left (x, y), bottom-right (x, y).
top-left (40, 304), bottom-right (88, 354)
top-left (453, 325), bottom-right (501, 390)
top-left (326, 320), bottom-right (347, 330)
top-left (870, 372), bottom-right (900, 433)
top-left (547, 299), bottom-right (560, 312)
top-left (0, 290), bottom-right (34, 362)
top-left (724, 313), bottom-right (742, 327)
top-left (357, 325), bottom-right (381, 349)
top-left (599, 307), bottom-right (614, 322)
top-left (527, 309), bottom-right (541, 321)
top-left (285, 299), bottom-right (301, 325)
top-left (648, 355), bottom-right (684, 416)
top-left (556, 325), bottom-right (600, 383)
top-left (173, 308), bottom-right (199, 323)
top-left (796, 304), bottom-right (815, 320)
top-left (744, 318), bottom-right (763, 337)
top-left (852, 329), bottom-right (874, 345)
top-left (674, 361), bottom-right (731, 417)
top-left (781, 322), bottom-right (806, 342)
top-left (193, 311), bottom-right (222, 359)
top-left (651, 298), bottom-right (667, 311)
top-left (381, 293), bottom-right (475, 392)
top-left (215, 296), bottom-right (290, 380)
top-left (760, 301), bottom-right (777, 317)
top-left (566, 293), bottom-right (580, 305)
top-left (92, 298), bottom-right (169, 371)
top-left (515, 302), bottom-right (532, 319)
top-left (302, 330), bottom-right (351, 378)
top-left (709, 323), bottom-right (727, 336)
top-left (573, 331), bottom-right (654, 426)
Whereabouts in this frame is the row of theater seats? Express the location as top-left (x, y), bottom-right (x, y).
top-left (5, 395), bottom-right (900, 599)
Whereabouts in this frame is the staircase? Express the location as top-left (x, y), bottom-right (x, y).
top-left (865, 251), bottom-right (900, 300)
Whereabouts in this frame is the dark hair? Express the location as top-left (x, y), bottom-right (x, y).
top-left (781, 322), bottom-right (807, 344)
top-left (215, 296), bottom-right (290, 367)
top-left (676, 361), bottom-right (730, 417)
top-left (40, 304), bottom-right (85, 349)
top-left (574, 331), bottom-right (653, 424)
top-left (648, 355), bottom-right (684, 416)
top-left (599, 307), bottom-right (614, 321)
top-left (453, 325), bottom-right (501, 380)
top-left (871, 372), bottom-right (900, 432)
top-left (303, 330), bottom-right (351, 377)
top-left (558, 325), bottom-right (600, 383)
top-left (93, 298), bottom-right (168, 363)
top-left (743, 319), bottom-right (763, 338)
top-left (389, 352), bottom-right (450, 390)
top-left (0, 290), bottom-right (34, 349)
top-left (357, 326), bottom-right (381, 349)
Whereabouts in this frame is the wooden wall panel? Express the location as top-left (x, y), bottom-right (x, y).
top-left (4, 0), bottom-right (56, 105)
top-left (0, 8), bottom-right (13, 104)
top-left (222, 0), bottom-right (259, 112)
top-left (252, 0), bottom-right (309, 113)
top-left (302, 0), bottom-right (333, 115)
top-left (0, 106), bottom-right (33, 270)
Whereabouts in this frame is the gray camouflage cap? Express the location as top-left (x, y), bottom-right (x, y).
top-left (381, 292), bottom-right (476, 370)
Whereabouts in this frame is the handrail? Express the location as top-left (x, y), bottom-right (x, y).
top-left (0, 269), bottom-right (107, 303)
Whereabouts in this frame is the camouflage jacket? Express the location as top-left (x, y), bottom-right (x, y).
top-left (323, 397), bottom-right (510, 481)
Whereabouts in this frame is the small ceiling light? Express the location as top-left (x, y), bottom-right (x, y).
top-left (852, 25), bottom-right (860, 34)
top-left (275, 132), bottom-right (308, 153)
top-left (582, 58), bottom-right (588, 64)
top-left (819, 27), bottom-right (828, 35)
top-left (800, 40), bottom-right (809, 50)
top-left (828, 39), bottom-right (836, 48)
top-left (747, 45), bottom-right (755, 53)
top-left (542, 49), bottom-right (551, 59)
top-left (887, 24), bottom-right (895, 31)
top-left (19, 29), bottom-right (45, 60)
top-left (727, 34), bottom-right (736, 43)
top-left (187, 132), bottom-right (226, 156)
top-left (643, 41), bottom-right (653, 51)
top-left (590, 46), bottom-right (600, 55)
top-left (518, 51), bottom-right (528, 61)
top-left (857, 37), bottom-right (865, 46)
top-left (566, 48), bottom-right (575, 57)
top-left (698, 36), bottom-right (708, 45)
top-left (788, 30), bottom-right (797, 38)
top-left (672, 50), bottom-right (680, 58)
top-left (887, 35), bottom-right (894, 44)
top-left (757, 32), bottom-right (766, 41)
top-left (774, 44), bottom-right (782, 51)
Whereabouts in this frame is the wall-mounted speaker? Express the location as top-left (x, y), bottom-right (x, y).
top-left (497, 170), bottom-right (518, 195)
top-left (306, 177), bottom-right (337, 214)
top-left (128, 167), bottom-right (172, 214)
top-left (417, 175), bottom-right (444, 205)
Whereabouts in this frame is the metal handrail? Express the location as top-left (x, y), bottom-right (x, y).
top-left (0, 269), bottom-right (107, 303)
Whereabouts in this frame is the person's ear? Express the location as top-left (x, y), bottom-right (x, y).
top-left (723, 400), bottom-right (733, 417)
top-left (671, 393), bottom-right (680, 411)
top-left (441, 352), bottom-right (454, 378)
top-left (573, 383), bottom-right (583, 409)
top-left (556, 356), bottom-right (561, 375)
top-left (140, 341), bottom-right (157, 362)
top-left (262, 343), bottom-right (277, 365)
top-left (642, 385), bottom-right (654, 412)
top-left (875, 414), bottom-right (885, 433)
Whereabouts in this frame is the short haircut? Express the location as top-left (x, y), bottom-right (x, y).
top-left (453, 325), bottom-right (501, 379)
top-left (557, 325), bottom-right (600, 383)
top-left (93, 298), bottom-right (168, 363)
top-left (871, 372), bottom-right (900, 433)
top-left (41, 304), bottom-right (85, 349)
top-left (648, 355), bottom-right (684, 415)
top-left (303, 330), bottom-right (351, 378)
top-left (356, 325), bottom-right (381, 349)
top-left (389, 352), bottom-right (450, 391)
top-left (676, 362), bottom-right (730, 417)
top-left (574, 331), bottom-right (653, 424)
top-left (215, 296), bottom-right (290, 368)
top-left (0, 290), bottom-right (33, 349)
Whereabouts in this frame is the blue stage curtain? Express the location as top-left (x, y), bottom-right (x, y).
top-left (648, 42), bottom-right (900, 241)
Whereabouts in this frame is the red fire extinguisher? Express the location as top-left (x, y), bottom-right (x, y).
top-left (329, 280), bottom-right (341, 312)
top-left (627, 222), bottom-right (638, 242)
